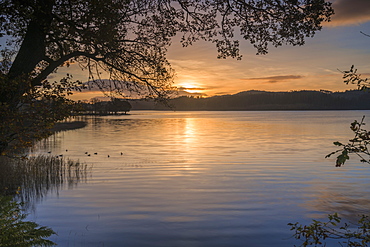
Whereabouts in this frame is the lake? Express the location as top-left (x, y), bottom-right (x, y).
top-left (26, 110), bottom-right (370, 246)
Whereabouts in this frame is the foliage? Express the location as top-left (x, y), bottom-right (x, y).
top-left (0, 195), bottom-right (56, 247)
top-left (325, 65), bottom-right (370, 167)
top-left (0, 0), bottom-right (334, 92)
top-left (325, 116), bottom-right (370, 167)
top-left (342, 65), bottom-right (370, 92)
top-left (0, 73), bottom-right (83, 156)
top-left (289, 213), bottom-right (370, 247)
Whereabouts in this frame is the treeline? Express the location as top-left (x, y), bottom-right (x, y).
top-left (129, 90), bottom-right (370, 111)
top-left (82, 98), bottom-right (132, 115)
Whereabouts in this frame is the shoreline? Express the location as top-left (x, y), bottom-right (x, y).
top-left (51, 121), bottom-right (87, 132)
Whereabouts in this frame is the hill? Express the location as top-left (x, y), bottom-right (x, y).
top-left (129, 90), bottom-right (370, 111)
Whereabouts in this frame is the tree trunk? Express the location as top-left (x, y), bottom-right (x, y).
top-left (0, 19), bottom-right (46, 107)
top-left (7, 20), bottom-right (46, 81)
top-left (2, 0), bottom-right (54, 105)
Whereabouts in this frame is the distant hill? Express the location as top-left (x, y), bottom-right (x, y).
top-left (129, 90), bottom-right (370, 111)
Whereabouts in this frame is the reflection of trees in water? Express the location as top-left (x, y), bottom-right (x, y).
top-left (303, 183), bottom-right (370, 221)
top-left (0, 155), bottom-right (91, 207)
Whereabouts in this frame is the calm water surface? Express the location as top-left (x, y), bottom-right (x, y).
top-left (28, 111), bottom-right (370, 246)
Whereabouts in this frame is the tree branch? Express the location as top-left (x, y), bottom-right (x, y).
top-left (31, 51), bottom-right (96, 86)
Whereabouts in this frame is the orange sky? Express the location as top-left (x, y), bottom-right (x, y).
top-left (59, 0), bottom-right (370, 101)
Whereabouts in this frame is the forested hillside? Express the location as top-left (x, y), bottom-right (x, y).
top-left (130, 90), bottom-right (370, 110)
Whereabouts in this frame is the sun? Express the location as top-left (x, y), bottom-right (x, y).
top-left (177, 81), bottom-right (204, 94)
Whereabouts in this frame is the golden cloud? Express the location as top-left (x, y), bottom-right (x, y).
top-left (241, 75), bottom-right (303, 83)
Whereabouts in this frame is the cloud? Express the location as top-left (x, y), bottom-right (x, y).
top-left (177, 86), bottom-right (206, 91)
top-left (241, 75), bottom-right (303, 83)
top-left (175, 86), bottom-right (208, 97)
top-left (328, 0), bottom-right (370, 26)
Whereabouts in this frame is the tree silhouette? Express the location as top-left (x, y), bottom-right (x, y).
top-left (326, 66), bottom-right (370, 167)
top-left (1, 0), bottom-right (334, 99)
top-left (108, 98), bottom-right (132, 115)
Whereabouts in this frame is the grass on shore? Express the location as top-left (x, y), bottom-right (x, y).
top-left (0, 155), bottom-right (90, 206)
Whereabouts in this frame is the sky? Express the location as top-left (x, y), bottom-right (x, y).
top-left (49, 0), bottom-right (370, 100)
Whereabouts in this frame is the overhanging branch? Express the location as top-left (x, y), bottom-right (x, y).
top-left (31, 51), bottom-right (96, 86)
